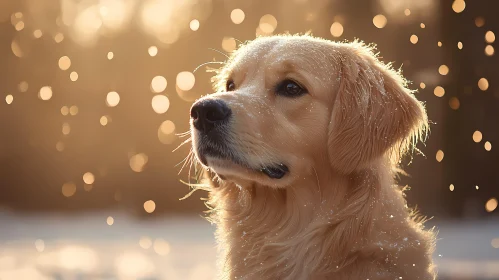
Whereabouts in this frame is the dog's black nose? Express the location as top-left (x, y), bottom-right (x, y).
top-left (190, 99), bottom-right (231, 133)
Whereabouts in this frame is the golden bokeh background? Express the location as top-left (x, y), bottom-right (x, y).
top-left (0, 0), bottom-right (498, 279)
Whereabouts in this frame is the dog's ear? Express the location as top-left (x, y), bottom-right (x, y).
top-left (328, 43), bottom-right (428, 174)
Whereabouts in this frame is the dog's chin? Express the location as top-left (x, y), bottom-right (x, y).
top-left (204, 156), bottom-right (291, 188)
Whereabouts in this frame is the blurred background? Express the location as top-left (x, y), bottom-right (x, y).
top-left (0, 0), bottom-right (498, 279)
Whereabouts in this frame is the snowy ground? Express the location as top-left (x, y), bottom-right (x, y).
top-left (0, 211), bottom-right (497, 280)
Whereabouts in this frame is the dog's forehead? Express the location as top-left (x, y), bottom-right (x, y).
top-left (230, 37), bottom-right (339, 75)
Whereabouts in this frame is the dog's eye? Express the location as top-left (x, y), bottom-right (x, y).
top-left (226, 80), bottom-right (235, 91)
top-left (276, 79), bottom-right (307, 97)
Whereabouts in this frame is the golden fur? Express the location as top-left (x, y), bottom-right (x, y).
top-left (187, 34), bottom-right (436, 280)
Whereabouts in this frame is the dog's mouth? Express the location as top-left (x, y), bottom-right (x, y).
top-left (196, 141), bottom-right (289, 179)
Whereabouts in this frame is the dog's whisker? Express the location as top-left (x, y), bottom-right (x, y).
top-left (193, 61), bottom-right (224, 74)
top-left (207, 47), bottom-right (229, 59)
top-left (175, 130), bottom-right (191, 137)
top-left (172, 137), bottom-right (192, 153)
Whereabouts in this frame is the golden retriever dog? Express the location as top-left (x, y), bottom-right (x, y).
top-left (186, 34), bottom-right (436, 280)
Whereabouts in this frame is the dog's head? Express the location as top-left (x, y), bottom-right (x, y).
top-left (190, 35), bottom-right (427, 187)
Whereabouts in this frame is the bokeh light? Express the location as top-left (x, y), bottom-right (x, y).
top-left (59, 56), bottom-right (71, 71)
top-left (420, 23), bottom-right (426, 28)
top-left (478, 78), bottom-right (489, 91)
top-left (420, 82), bottom-right (426, 89)
top-left (449, 184), bottom-right (455, 191)
top-left (107, 216), bottom-right (114, 225)
top-left (373, 14), bottom-right (387, 28)
top-left (434, 86), bottom-right (445, 97)
top-left (457, 41), bottom-right (463, 49)
top-left (139, 237), bottom-right (152, 249)
top-left (436, 150), bottom-right (444, 162)
top-left (484, 141), bottom-right (492, 151)
top-left (438, 41), bottom-right (442, 47)
top-left (83, 172), bottom-right (95, 184)
top-left (151, 76), bottom-right (167, 93)
top-left (39, 86), bottom-right (53, 101)
top-left (231, 9), bottom-right (245, 24)
top-left (144, 200), bottom-right (156, 213)
top-left (330, 22), bottom-right (343, 37)
top-left (100, 116), bottom-right (109, 126)
top-left (106, 91), bottom-right (120, 107)
top-left (473, 131), bottom-right (483, 143)
top-left (176, 71), bottom-right (195, 91)
top-left (452, 0), bottom-right (466, 13)
top-left (61, 182), bottom-right (76, 197)
top-left (410, 34), bottom-right (418, 44)
top-left (18, 81), bottom-right (28, 92)
top-left (190, 19), bottom-right (200, 31)
top-left (148, 46), bottom-right (158, 56)
top-left (449, 97), bottom-right (460, 110)
top-left (151, 95), bottom-right (170, 114)
top-left (70, 71), bottom-right (79, 81)
top-left (54, 33), bottom-right (64, 43)
top-left (438, 65), bottom-right (449, 75)
top-left (485, 198), bottom-right (498, 212)
top-left (62, 123), bottom-right (71, 135)
top-left (485, 31), bottom-right (495, 43)
top-left (485, 45), bottom-right (494, 56)
top-left (153, 238), bottom-right (170, 255)
top-left (70, 106), bottom-right (78, 115)
top-left (260, 14), bottom-right (277, 34)
top-left (222, 37), bottom-right (237, 52)
top-left (107, 52), bottom-right (114, 60)
top-left (475, 17), bottom-right (485, 27)
top-left (130, 153), bottom-right (148, 172)
top-left (5, 95), bottom-right (13, 104)
top-left (33, 29), bottom-right (43, 38)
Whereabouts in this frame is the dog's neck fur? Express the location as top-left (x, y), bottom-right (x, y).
top-left (207, 158), bottom-right (436, 280)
